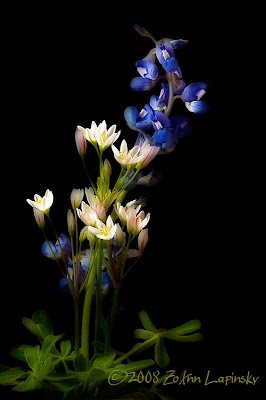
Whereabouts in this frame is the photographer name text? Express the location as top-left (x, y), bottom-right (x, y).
top-left (108, 369), bottom-right (259, 387)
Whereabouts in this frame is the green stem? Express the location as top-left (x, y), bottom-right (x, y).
top-left (105, 287), bottom-right (120, 352)
top-left (119, 168), bottom-right (140, 193)
top-left (74, 296), bottom-right (80, 369)
top-left (114, 336), bottom-right (157, 364)
top-left (81, 155), bottom-right (97, 192)
top-left (94, 241), bottom-right (103, 354)
top-left (122, 256), bottom-right (141, 280)
top-left (81, 253), bottom-right (97, 364)
top-left (165, 74), bottom-right (174, 117)
top-left (113, 166), bottom-right (126, 192)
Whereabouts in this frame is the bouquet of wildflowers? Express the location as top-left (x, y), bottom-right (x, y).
top-left (0, 25), bottom-right (209, 399)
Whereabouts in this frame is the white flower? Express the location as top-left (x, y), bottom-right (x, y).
top-left (127, 207), bottom-right (151, 236)
top-left (77, 201), bottom-right (98, 226)
top-left (33, 208), bottom-right (45, 229)
top-left (88, 216), bottom-right (117, 240)
top-left (114, 200), bottom-right (140, 225)
top-left (111, 139), bottom-right (143, 166)
top-left (26, 189), bottom-right (54, 213)
top-left (81, 120), bottom-right (121, 151)
top-left (70, 188), bottom-right (84, 209)
top-left (136, 139), bottom-right (160, 169)
top-left (85, 187), bottom-right (106, 220)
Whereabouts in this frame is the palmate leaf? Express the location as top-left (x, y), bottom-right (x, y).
top-left (40, 334), bottom-right (63, 362)
top-left (32, 310), bottom-right (54, 336)
top-left (114, 359), bottom-right (155, 372)
top-left (9, 344), bottom-right (34, 361)
top-left (134, 329), bottom-right (157, 340)
top-left (92, 352), bottom-right (116, 369)
top-left (60, 340), bottom-right (72, 357)
top-left (24, 346), bottom-right (40, 371)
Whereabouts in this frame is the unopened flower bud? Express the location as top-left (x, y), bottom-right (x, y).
top-left (75, 127), bottom-right (87, 156)
top-left (103, 159), bottom-right (112, 177)
top-left (79, 226), bottom-right (89, 242)
top-left (115, 223), bottom-right (124, 245)
top-left (71, 188), bottom-right (84, 209)
top-left (138, 229), bottom-right (149, 254)
top-left (33, 208), bottom-right (45, 229)
top-left (67, 209), bottom-right (75, 236)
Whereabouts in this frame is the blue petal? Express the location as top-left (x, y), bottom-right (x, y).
top-left (59, 278), bottom-right (71, 293)
top-left (134, 132), bottom-right (152, 146)
top-left (171, 39), bottom-right (189, 49)
top-left (150, 95), bottom-right (160, 110)
top-left (130, 77), bottom-right (153, 91)
top-left (186, 101), bottom-right (210, 114)
top-left (170, 115), bottom-right (191, 138)
top-left (124, 106), bottom-right (139, 130)
top-left (42, 241), bottom-right (59, 259)
top-left (162, 57), bottom-right (182, 76)
top-left (136, 59), bottom-right (158, 80)
top-left (136, 104), bottom-right (154, 131)
top-left (152, 110), bottom-right (171, 130)
top-left (152, 128), bottom-right (172, 145)
top-left (55, 234), bottom-right (72, 258)
top-left (181, 82), bottom-right (208, 102)
top-left (156, 42), bottom-right (175, 65)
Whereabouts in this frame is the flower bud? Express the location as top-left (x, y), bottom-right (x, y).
top-left (115, 223), bottom-right (124, 245)
top-left (79, 226), bottom-right (89, 242)
top-left (33, 207), bottom-right (45, 229)
top-left (67, 209), bottom-right (75, 236)
top-left (75, 127), bottom-right (87, 156)
top-left (138, 229), bottom-right (149, 254)
top-left (70, 188), bottom-right (84, 209)
top-left (103, 159), bottom-right (112, 177)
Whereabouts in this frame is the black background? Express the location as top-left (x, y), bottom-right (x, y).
top-left (0, 3), bottom-right (263, 399)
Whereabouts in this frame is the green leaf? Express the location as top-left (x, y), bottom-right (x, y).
top-left (92, 352), bottom-right (116, 369)
top-left (37, 357), bottom-right (52, 381)
top-left (154, 338), bottom-right (169, 368)
top-left (162, 333), bottom-right (203, 342)
top-left (32, 310), bottom-right (54, 336)
top-left (78, 353), bottom-right (87, 371)
top-left (9, 345), bottom-right (34, 361)
top-left (139, 311), bottom-right (157, 332)
top-left (134, 329), bottom-right (157, 340)
top-left (161, 320), bottom-right (201, 339)
top-left (70, 371), bottom-right (89, 382)
top-left (22, 317), bottom-right (43, 339)
top-left (0, 369), bottom-right (28, 384)
top-left (13, 374), bottom-right (42, 392)
top-left (87, 367), bottom-right (108, 392)
top-left (114, 359), bottom-right (155, 372)
top-left (40, 334), bottom-right (63, 362)
top-left (60, 340), bottom-right (72, 357)
top-left (24, 346), bottom-right (40, 371)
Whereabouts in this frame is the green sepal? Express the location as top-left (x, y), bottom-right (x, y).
top-left (139, 311), bottom-right (157, 332)
top-left (24, 345), bottom-right (40, 371)
top-left (154, 338), bottom-right (169, 368)
top-left (0, 369), bottom-right (28, 385)
top-left (12, 374), bottom-right (42, 392)
top-left (160, 320), bottom-right (201, 339)
top-left (134, 329), bottom-right (157, 340)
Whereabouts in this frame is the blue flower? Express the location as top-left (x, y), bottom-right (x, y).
top-left (170, 39), bottom-right (189, 49)
top-left (130, 59), bottom-right (158, 92)
top-left (181, 82), bottom-right (208, 102)
top-left (136, 59), bottom-right (158, 80)
top-left (151, 110), bottom-right (171, 131)
top-left (156, 42), bottom-right (182, 77)
top-left (124, 105), bottom-right (155, 132)
top-left (150, 83), bottom-right (169, 111)
top-left (181, 82), bottom-right (209, 114)
top-left (42, 233), bottom-right (72, 260)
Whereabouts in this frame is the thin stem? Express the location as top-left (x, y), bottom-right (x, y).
top-left (105, 286), bottom-right (120, 352)
top-left (122, 256), bottom-right (141, 280)
top-left (81, 250), bottom-right (97, 364)
top-left (165, 74), bottom-right (174, 117)
top-left (114, 336), bottom-right (157, 364)
top-left (119, 168), bottom-right (140, 193)
top-left (81, 155), bottom-right (97, 192)
top-left (74, 296), bottom-right (80, 370)
top-left (94, 241), bottom-right (103, 354)
top-left (113, 166), bottom-right (126, 192)
top-left (73, 209), bottom-right (80, 296)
